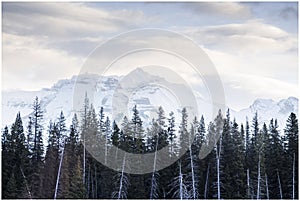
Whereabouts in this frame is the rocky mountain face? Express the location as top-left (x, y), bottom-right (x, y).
top-left (2, 70), bottom-right (298, 132)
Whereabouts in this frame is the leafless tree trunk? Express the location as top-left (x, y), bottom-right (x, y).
top-left (150, 136), bottom-right (159, 199)
top-left (247, 169), bottom-right (251, 199)
top-left (216, 136), bottom-right (222, 200)
top-left (204, 164), bottom-right (210, 199)
top-left (257, 156), bottom-right (261, 199)
top-left (20, 167), bottom-right (32, 199)
top-left (277, 169), bottom-right (282, 199)
top-left (293, 153), bottom-right (295, 200)
top-left (265, 173), bottom-right (269, 199)
top-left (54, 141), bottom-right (65, 199)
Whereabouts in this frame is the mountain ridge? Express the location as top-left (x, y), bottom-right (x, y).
top-left (2, 72), bottom-right (298, 131)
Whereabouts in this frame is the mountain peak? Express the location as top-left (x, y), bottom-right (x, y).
top-left (234, 97), bottom-right (298, 129)
top-left (252, 98), bottom-right (275, 106)
top-left (249, 98), bottom-right (275, 112)
top-left (2, 74), bottom-right (298, 131)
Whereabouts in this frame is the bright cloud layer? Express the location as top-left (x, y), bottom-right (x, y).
top-left (1, 2), bottom-right (298, 110)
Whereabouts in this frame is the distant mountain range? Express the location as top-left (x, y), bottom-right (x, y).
top-left (231, 96), bottom-right (298, 129)
top-left (2, 70), bottom-right (298, 133)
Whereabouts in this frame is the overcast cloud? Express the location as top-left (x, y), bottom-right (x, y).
top-left (2, 2), bottom-right (298, 110)
top-left (183, 2), bottom-right (252, 19)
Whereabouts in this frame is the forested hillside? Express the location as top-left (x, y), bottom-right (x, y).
top-left (2, 96), bottom-right (298, 199)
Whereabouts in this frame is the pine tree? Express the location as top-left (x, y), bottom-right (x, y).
top-left (2, 126), bottom-right (11, 197)
top-left (244, 117), bottom-right (253, 198)
top-left (85, 104), bottom-right (99, 198)
top-left (149, 135), bottom-right (160, 199)
top-left (27, 117), bottom-right (33, 154)
top-left (256, 123), bottom-right (269, 199)
top-left (6, 172), bottom-right (17, 198)
top-left (128, 105), bottom-right (146, 198)
top-left (1, 113), bottom-right (32, 198)
top-left (42, 122), bottom-right (59, 198)
top-left (197, 115), bottom-right (206, 150)
top-left (246, 113), bottom-right (260, 199)
top-left (69, 156), bottom-right (86, 198)
top-left (146, 119), bottom-right (161, 199)
top-left (185, 124), bottom-right (199, 199)
top-left (193, 115), bottom-right (206, 198)
top-left (57, 147), bottom-right (70, 198)
top-left (213, 110), bottom-right (224, 199)
top-left (112, 121), bottom-right (120, 146)
top-left (10, 112), bottom-right (31, 197)
top-left (104, 116), bottom-right (112, 165)
top-left (99, 106), bottom-right (105, 134)
top-left (111, 155), bottom-right (130, 199)
top-left (2, 125), bottom-right (16, 198)
top-left (244, 118), bottom-right (251, 164)
top-left (131, 105), bottom-right (144, 139)
top-left (284, 113), bottom-right (298, 198)
top-left (57, 111), bottom-right (67, 149)
top-left (232, 121), bottom-right (246, 198)
top-left (68, 116), bottom-right (85, 198)
top-left (111, 121), bottom-right (122, 159)
top-left (203, 110), bottom-right (223, 199)
top-left (265, 119), bottom-right (285, 199)
top-left (169, 160), bottom-right (189, 199)
top-left (167, 111), bottom-right (177, 156)
top-left (157, 106), bottom-right (167, 130)
top-left (179, 108), bottom-right (189, 155)
top-left (31, 96), bottom-right (44, 161)
top-left (223, 118), bottom-right (246, 198)
top-left (70, 114), bottom-right (80, 152)
top-left (1, 113), bottom-right (31, 198)
top-left (29, 97), bottom-right (44, 198)
top-left (222, 109), bottom-right (234, 198)
top-left (80, 93), bottom-right (89, 194)
top-left (285, 113), bottom-right (298, 157)
top-left (121, 116), bottom-right (131, 136)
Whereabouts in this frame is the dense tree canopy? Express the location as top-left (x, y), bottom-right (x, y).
top-left (2, 97), bottom-right (298, 199)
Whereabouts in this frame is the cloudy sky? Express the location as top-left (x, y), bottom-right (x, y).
top-left (2, 2), bottom-right (298, 111)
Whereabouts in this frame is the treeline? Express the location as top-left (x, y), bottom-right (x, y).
top-left (1, 96), bottom-right (298, 199)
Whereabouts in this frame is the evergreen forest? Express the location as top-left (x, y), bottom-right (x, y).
top-left (2, 96), bottom-right (298, 199)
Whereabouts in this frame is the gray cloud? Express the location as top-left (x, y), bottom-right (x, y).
top-left (2, 2), bottom-right (298, 110)
top-left (183, 2), bottom-right (252, 19)
top-left (2, 2), bottom-right (156, 57)
top-left (184, 21), bottom-right (297, 54)
top-left (2, 3), bottom-right (149, 38)
top-left (279, 6), bottom-right (298, 20)
top-left (47, 37), bottom-right (104, 57)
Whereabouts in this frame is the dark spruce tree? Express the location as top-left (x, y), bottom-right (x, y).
top-left (42, 121), bottom-right (59, 198)
top-left (2, 126), bottom-right (11, 198)
top-left (167, 111), bottom-right (177, 156)
top-left (222, 109), bottom-right (234, 198)
top-left (11, 112), bottom-right (31, 198)
top-left (27, 97), bottom-right (44, 198)
top-left (283, 113), bottom-right (298, 199)
top-left (2, 113), bottom-right (31, 198)
top-left (128, 105), bottom-right (147, 199)
top-left (265, 119), bottom-right (285, 199)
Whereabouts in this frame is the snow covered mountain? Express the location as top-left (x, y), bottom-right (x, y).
top-left (2, 70), bottom-right (212, 129)
top-left (232, 96), bottom-right (298, 129)
top-left (2, 70), bottom-right (298, 133)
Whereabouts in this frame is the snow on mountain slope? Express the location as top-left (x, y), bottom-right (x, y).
top-left (232, 97), bottom-right (298, 130)
top-left (1, 71), bottom-right (209, 129)
top-left (2, 70), bottom-right (298, 133)
top-left (2, 89), bottom-right (55, 127)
